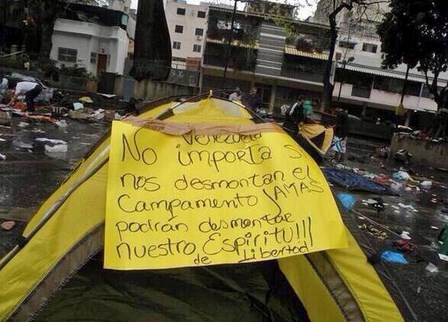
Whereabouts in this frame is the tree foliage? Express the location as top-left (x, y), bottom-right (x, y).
top-left (321, 0), bottom-right (386, 109)
top-left (377, 0), bottom-right (448, 107)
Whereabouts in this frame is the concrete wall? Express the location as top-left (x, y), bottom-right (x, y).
top-left (51, 19), bottom-right (129, 76)
top-left (390, 133), bottom-right (448, 168)
top-left (117, 78), bottom-right (196, 100)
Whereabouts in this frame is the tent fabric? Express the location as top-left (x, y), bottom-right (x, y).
top-left (0, 96), bottom-right (405, 322)
top-left (279, 228), bottom-right (404, 322)
top-left (299, 123), bottom-right (334, 156)
top-left (34, 257), bottom-right (309, 322)
top-left (322, 167), bottom-right (395, 195)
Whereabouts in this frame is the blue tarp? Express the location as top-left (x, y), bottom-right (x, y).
top-left (323, 168), bottom-right (395, 195)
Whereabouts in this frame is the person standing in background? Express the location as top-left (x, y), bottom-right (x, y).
top-left (331, 108), bottom-right (350, 162)
top-left (229, 87), bottom-right (242, 101)
top-left (242, 87), bottom-right (263, 112)
top-left (282, 95), bottom-right (305, 135)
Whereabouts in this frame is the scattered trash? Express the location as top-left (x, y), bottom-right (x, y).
top-left (431, 226), bottom-right (439, 230)
top-left (79, 96), bottom-right (93, 103)
top-left (18, 122), bottom-right (29, 128)
top-left (393, 239), bottom-right (415, 253)
top-left (0, 111), bottom-right (11, 125)
top-left (0, 153), bottom-right (6, 160)
top-left (375, 145), bottom-right (390, 158)
top-left (420, 180), bottom-right (432, 189)
top-left (400, 231), bottom-right (412, 240)
top-left (381, 251), bottom-right (408, 265)
top-left (425, 262), bottom-right (439, 273)
top-left (359, 224), bottom-right (388, 240)
top-left (73, 102), bottom-right (84, 111)
top-left (94, 109), bottom-right (105, 121)
top-left (392, 170), bottom-right (411, 181)
top-left (13, 140), bottom-right (33, 149)
top-left (55, 120), bottom-right (68, 128)
top-left (1, 221), bottom-right (16, 231)
top-left (393, 149), bottom-right (412, 163)
top-left (337, 193), bottom-right (357, 211)
top-left (438, 254), bottom-right (448, 262)
top-left (45, 144), bottom-right (68, 153)
top-left (36, 138), bottom-right (68, 145)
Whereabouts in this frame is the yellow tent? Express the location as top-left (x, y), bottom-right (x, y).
top-left (0, 95), bottom-right (407, 321)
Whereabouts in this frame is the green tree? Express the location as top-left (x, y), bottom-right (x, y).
top-left (131, 0), bottom-right (172, 81)
top-left (378, 0), bottom-right (448, 137)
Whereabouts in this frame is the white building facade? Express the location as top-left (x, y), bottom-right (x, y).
top-left (109, 0), bottom-right (132, 13)
top-left (164, 0), bottom-right (209, 69)
top-left (50, 17), bottom-right (129, 76)
top-left (314, 0), bottom-right (448, 115)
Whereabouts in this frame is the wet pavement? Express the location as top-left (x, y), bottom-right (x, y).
top-left (0, 115), bottom-right (447, 321)
top-left (0, 114), bottom-right (109, 257)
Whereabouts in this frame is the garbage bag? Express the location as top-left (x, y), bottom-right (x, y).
top-left (337, 192), bottom-right (357, 211)
top-left (380, 251), bottom-right (408, 265)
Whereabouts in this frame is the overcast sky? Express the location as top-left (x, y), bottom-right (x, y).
top-left (130, 0), bottom-right (317, 20)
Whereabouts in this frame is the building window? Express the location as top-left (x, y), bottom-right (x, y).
top-left (362, 43), bottom-right (378, 53)
top-left (177, 8), bottom-right (186, 15)
top-left (173, 41), bottom-right (181, 50)
top-left (195, 28), bottom-right (204, 36)
top-left (197, 11), bottom-right (206, 18)
top-left (90, 52), bottom-right (97, 64)
top-left (193, 44), bottom-right (202, 53)
top-left (58, 47), bottom-right (77, 63)
top-left (175, 25), bottom-right (183, 33)
top-left (339, 41), bottom-right (356, 49)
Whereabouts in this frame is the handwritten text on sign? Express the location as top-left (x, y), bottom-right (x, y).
top-left (104, 121), bottom-right (347, 269)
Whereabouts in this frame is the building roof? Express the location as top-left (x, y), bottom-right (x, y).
top-left (344, 63), bottom-right (430, 83)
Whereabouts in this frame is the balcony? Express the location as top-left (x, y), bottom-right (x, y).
top-left (281, 55), bottom-right (326, 84)
top-left (203, 42), bottom-right (257, 72)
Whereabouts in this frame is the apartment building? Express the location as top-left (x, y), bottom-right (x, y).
top-left (201, 5), bottom-right (331, 112)
top-left (313, 0), bottom-right (448, 124)
top-left (165, 0), bottom-right (209, 70)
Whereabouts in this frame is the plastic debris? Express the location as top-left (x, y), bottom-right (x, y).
top-left (45, 144), bottom-right (68, 153)
top-left (337, 193), bottom-right (357, 211)
top-left (1, 221), bottom-right (16, 231)
top-left (439, 254), bottom-right (448, 262)
top-left (79, 96), bottom-right (93, 103)
top-left (73, 102), bottom-right (84, 111)
top-left (13, 140), bottom-right (33, 149)
top-left (36, 138), bottom-right (67, 145)
top-left (380, 251), bottom-right (408, 265)
top-left (55, 120), bottom-right (68, 128)
top-left (420, 180), bottom-right (432, 189)
top-left (94, 109), bottom-right (105, 120)
top-left (425, 262), bottom-right (439, 273)
top-left (0, 153), bottom-right (6, 160)
top-left (400, 231), bottom-right (412, 240)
